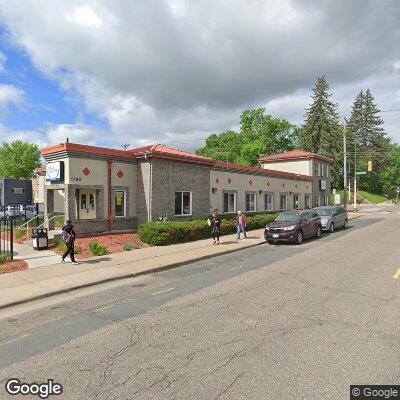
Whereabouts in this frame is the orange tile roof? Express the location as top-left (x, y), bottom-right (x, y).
top-left (260, 149), bottom-right (333, 165)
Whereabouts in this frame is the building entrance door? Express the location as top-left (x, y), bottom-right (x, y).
top-left (79, 189), bottom-right (96, 219)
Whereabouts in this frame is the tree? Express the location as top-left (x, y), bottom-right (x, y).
top-left (0, 140), bottom-right (41, 179)
top-left (380, 145), bottom-right (400, 197)
top-left (301, 76), bottom-right (343, 188)
top-left (347, 89), bottom-right (391, 193)
top-left (197, 108), bottom-right (296, 166)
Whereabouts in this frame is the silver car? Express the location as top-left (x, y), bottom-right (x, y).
top-left (313, 206), bottom-right (348, 233)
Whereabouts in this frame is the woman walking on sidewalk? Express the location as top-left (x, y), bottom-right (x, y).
top-left (210, 212), bottom-right (221, 245)
top-left (60, 220), bottom-right (79, 265)
top-left (236, 210), bottom-right (247, 240)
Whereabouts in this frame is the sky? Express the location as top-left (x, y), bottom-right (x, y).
top-left (0, 0), bottom-right (399, 151)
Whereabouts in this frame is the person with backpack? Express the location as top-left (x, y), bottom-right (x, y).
top-left (209, 211), bottom-right (221, 245)
top-left (60, 220), bottom-right (79, 265)
top-left (236, 210), bottom-right (248, 240)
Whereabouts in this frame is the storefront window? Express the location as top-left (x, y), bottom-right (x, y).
top-left (280, 194), bottom-right (287, 210)
top-left (175, 191), bottom-right (191, 215)
top-left (245, 192), bottom-right (256, 212)
top-left (293, 194), bottom-right (299, 209)
top-left (305, 194), bottom-right (311, 209)
top-left (115, 191), bottom-right (125, 217)
top-left (223, 192), bottom-right (236, 213)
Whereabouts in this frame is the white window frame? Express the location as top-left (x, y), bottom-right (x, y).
top-left (245, 192), bottom-right (257, 213)
top-left (314, 162), bottom-right (320, 177)
top-left (222, 191), bottom-right (236, 214)
top-left (264, 193), bottom-right (274, 211)
top-left (304, 194), bottom-right (311, 209)
top-left (114, 190), bottom-right (126, 217)
top-left (175, 191), bottom-right (192, 216)
top-left (315, 195), bottom-right (320, 207)
top-left (280, 193), bottom-right (288, 211)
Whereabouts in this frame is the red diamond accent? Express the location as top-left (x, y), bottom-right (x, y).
top-left (249, 179), bottom-right (252, 186)
top-left (82, 167), bottom-right (90, 176)
top-left (216, 178), bottom-right (219, 184)
top-left (267, 181), bottom-right (270, 187)
top-left (295, 184), bottom-right (298, 189)
top-left (282, 182), bottom-right (285, 187)
top-left (117, 170), bottom-right (124, 178)
top-left (228, 178), bottom-right (231, 184)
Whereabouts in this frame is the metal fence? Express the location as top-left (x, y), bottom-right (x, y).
top-left (0, 217), bottom-right (14, 260)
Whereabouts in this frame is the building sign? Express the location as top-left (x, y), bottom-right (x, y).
top-left (46, 161), bottom-right (64, 183)
top-left (320, 180), bottom-right (327, 190)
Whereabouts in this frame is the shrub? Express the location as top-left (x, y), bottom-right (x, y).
top-left (54, 216), bottom-right (65, 226)
top-left (123, 242), bottom-right (136, 251)
top-left (0, 254), bottom-right (10, 263)
top-left (56, 240), bottom-right (81, 254)
top-left (138, 213), bottom-right (278, 246)
top-left (0, 268), bottom-right (5, 274)
top-left (15, 229), bottom-right (28, 239)
top-left (89, 241), bottom-right (108, 256)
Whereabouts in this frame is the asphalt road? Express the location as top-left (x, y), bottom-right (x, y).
top-left (1, 206), bottom-right (400, 399)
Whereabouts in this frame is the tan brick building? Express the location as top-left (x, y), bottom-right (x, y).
top-left (42, 143), bottom-right (333, 234)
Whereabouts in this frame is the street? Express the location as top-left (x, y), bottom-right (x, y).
top-left (1, 206), bottom-right (400, 399)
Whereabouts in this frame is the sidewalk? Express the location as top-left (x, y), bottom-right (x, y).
top-left (0, 212), bottom-right (362, 310)
top-left (0, 231), bottom-right (265, 309)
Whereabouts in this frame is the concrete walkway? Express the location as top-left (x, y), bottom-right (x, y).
top-left (0, 212), bottom-right (361, 309)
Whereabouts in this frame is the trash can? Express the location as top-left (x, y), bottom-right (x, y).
top-left (32, 228), bottom-right (48, 251)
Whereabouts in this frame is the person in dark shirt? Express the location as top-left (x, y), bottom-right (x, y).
top-left (60, 220), bottom-right (79, 265)
top-left (210, 212), bottom-right (221, 245)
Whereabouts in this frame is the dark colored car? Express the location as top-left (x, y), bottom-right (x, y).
top-left (265, 210), bottom-right (322, 245)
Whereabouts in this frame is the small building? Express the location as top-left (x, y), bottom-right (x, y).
top-left (0, 178), bottom-right (33, 207)
top-left (41, 142), bottom-right (333, 234)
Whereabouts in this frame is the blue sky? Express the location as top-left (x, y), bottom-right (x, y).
top-left (0, 1), bottom-right (399, 150)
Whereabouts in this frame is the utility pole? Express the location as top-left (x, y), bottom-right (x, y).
top-left (354, 141), bottom-right (357, 211)
top-left (343, 122), bottom-right (347, 209)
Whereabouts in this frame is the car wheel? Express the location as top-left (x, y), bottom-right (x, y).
top-left (267, 240), bottom-right (274, 245)
top-left (329, 222), bottom-right (334, 233)
top-left (296, 231), bottom-right (303, 245)
top-left (315, 225), bottom-right (322, 238)
top-left (343, 219), bottom-right (348, 229)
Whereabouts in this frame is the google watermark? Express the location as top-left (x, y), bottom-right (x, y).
top-left (350, 385), bottom-right (400, 400)
top-left (5, 378), bottom-right (63, 399)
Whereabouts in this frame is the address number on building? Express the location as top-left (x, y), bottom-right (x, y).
top-left (70, 177), bottom-right (82, 182)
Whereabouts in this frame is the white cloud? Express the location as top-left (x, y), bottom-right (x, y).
top-left (0, 0), bottom-right (400, 146)
top-left (0, 50), bottom-right (6, 73)
top-left (0, 84), bottom-right (24, 117)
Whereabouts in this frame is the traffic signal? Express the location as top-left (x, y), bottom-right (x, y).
top-left (367, 160), bottom-right (373, 172)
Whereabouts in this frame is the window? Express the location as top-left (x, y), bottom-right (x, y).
top-left (321, 164), bottom-right (329, 177)
top-left (314, 162), bottom-right (320, 176)
top-left (293, 194), bottom-right (300, 209)
top-left (264, 193), bottom-right (273, 211)
top-left (175, 191), bottom-right (191, 216)
top-left (305, 194), bottom-right (311, 209)
top-left (114, 190), bottom-right (126, 217)
top-left (280, 194), bottom-right (288, 210)
top-left (80, 193), bottom-right (87, 209)
top-left (12, 188), bottom-right (25, 194)
top-left (245, 192), bottom-right (256, 212)
top-left (223, 192), bottom-right (236, 213)
top-left (325, 195), bottom-right (330, 206)
top-left (314, 195), bottom-right (320, 207)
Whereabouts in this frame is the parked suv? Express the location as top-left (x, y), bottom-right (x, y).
top-left (265, 210), bottom-right (322, 245)
top-left (313, 206), bottom-right (348, 232)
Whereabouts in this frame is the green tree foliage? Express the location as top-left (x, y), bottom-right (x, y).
top-left (301, 76), bottom-right (343, 189)
top-left (197, 108), bottom-right (296, 166)
top-left (0, 140), bottom-right (41, 179)
top-left (347, 89), bottom-right (391, 193)
top-left (380, 145), bottom-right (400, 197)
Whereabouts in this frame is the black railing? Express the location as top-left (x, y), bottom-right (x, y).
top-left (0, 217), bottom-right (14, 260)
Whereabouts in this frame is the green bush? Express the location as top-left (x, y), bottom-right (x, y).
top-left (15, 229), bottom-right (28, 239)
top-left (0, 268), bottom-right (5, 274)
top-left (0, 254), bottom-right (10, 263)
top-left (138, 213), bottom-right (278, 246)
top-left (89, 241), bottom-right (108, 256)
top-left (123, 242), bottom-right (136, 251)
top-left (53, 216), bottom-right (65, 226)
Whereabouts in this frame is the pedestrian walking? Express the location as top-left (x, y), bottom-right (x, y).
top-left (60, 220), bottom-right (79, 265)
top-left (236, 210), bottom-right (247, 240)
top-left (209, 212), bottom-right (221, 245)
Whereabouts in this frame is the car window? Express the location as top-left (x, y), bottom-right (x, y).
top-left (276, 213), bottom-right (301, 222)
top-left (313, 212), bottom-right (319, 218)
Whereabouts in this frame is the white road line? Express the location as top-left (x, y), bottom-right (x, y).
top-left (230, 266), bottom-right (242, 270)
top-left (0, 334), bottom-right (29, 347)
top-left (151, 287), bottom-right (174, 296)
top-left (94, 305), bottom-right (114, 312)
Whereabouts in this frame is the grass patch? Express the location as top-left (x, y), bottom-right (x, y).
top-left (358, 191), bottom-right (387, 204)
top-left (89, 241), bottom-right (108, 256)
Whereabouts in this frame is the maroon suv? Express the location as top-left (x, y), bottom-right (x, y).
top-left (265, 210), bottom-right (322, 245)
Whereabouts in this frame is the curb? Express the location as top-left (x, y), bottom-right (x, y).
top-left (0, 239), bottom-right (266, 310)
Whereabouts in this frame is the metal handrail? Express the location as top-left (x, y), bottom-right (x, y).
top-left (36, 214), bottom-right (65, 229)
top-left (17, 215), bottom-right (43, 230)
